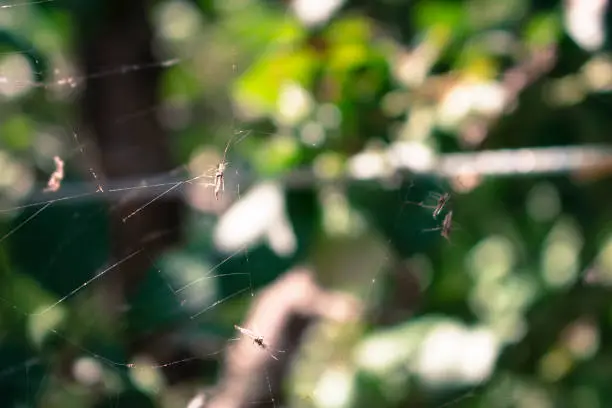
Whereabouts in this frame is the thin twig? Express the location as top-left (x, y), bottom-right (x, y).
top-left (15, 143), bottom-right (612, 212)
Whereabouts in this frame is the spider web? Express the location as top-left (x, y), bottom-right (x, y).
top-left (0, 1), bottom-right (295, 407)
top-left (0, 1), bottom-right (501, 408)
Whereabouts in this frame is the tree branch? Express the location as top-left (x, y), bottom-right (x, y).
top-left (198, 267), bottom-right (361, 408)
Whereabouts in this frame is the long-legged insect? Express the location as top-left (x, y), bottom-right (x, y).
top-left (422, 210), bottom-right (454, 241)
top-left (121, 130), bottom-right (252, 222)
top-left (209, 130), bottom-right (251, 201)
top-left (405, 191), bottom-right (451, 219)
top-left (213, 161), bottom-right (226, 201)
top-left (234, 324), bottom-right (284, 361)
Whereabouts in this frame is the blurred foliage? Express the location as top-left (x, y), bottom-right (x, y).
top-left (0, 0), bottom-right (612, 407)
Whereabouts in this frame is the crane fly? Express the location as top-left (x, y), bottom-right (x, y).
top-left (212, 135), bottom-right (233, 201)
top-left (234, 324), bottom-right (284, 361)
top-left (213, 161), bottom-right (226, 201)
top-left (209, 130), bottom-right (251, 201)
top-left (422, 210), bottom-right (454, 242)
top-left (405, 191), bottom-right (451, 219)
top-left (121, 130), bottom-right (252, 222)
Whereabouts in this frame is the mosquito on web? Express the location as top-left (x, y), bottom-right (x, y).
top-left (405, 191), bottom-right (451, 219)
top-left (422, 210), bottom-right (455, 242)
top-left (233, 324), bottom-right (285, 361)
top-left (197, 129), bottom-right (252, 201)
top-left (197, 57), bottom-right (253, 201)
top-left (119, 129), bottom-right (252, 222)
top-left (403, 171), bottom-right (481, 220)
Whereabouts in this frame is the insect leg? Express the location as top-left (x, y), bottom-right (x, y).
top-left (421, 226), bottom-right (442, 232)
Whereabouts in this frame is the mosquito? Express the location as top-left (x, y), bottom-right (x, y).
top-left (422, 210), bottom-right (454, 242)
top-left (121, 130), bottom-right (251, 222)
top-left (234, 324), bottom-right (284, 361)
top-left (213, 160), bottom-right (227, 201)
top-left (206, 130), bottom-right (251, 201)
top-left (405, 191), bottom-right (451, 219)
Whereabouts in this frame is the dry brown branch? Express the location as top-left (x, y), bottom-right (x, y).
top-left (200, 267), bottom-right (361, 408)
top-left (21, 142), bottom-right (612, 214)
top-left (461, 46), bottom-right (558, 147)
top-left (44, 156), bottom-right (65, 193)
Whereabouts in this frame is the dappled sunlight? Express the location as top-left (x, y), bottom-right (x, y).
top-left (0, 54), bottom-right (34, 97)
top-left (353, 317), bottom-right (499, 405)
top-left (153, 0), bottom-right (204, 43)
top-left (319, 187), bottom-right (367, 237)
top-left (594, 234), bottom-right (612, 285)
top-left (388, 141), bottom-right (436, 173)
top-left (437, 80), bottom-right (507, 131)
top-left (292, 0), bottom-right (345, 28)
top-left (467, 235), bottom-right (516, 282)
top-left (277, 81), bottom-right (314, 126)
top-left (213, 182), bottom-right (297, 257)
top-left (313, 367), bottom-right (354, 408)
top-left (355, 331), bottom-right (414, 374)
top-left (72, 357), bottom-right (103, 387)
top-left (416, 323), bottom-right (498, 386)
top-left (129, 354), bottom-right (167, 395)
top-left (154, 250), bottom-right (217, 311)
top-left (28, 302), bottom-right (65, 348)
top-left (526, 182), bottom-right (562, 223)
top-left (564, 0), bottom-right (606, 52)
top-left (0, 149), bottom-right (33, 206)
top-left (561, 317), bottom-right (600, 361)
top-left (581, 54), bottom-right (612, 92)
top-left (542, 218), bottom-right (583, 289)
top-left (347, 147), bottom-right (392, 180)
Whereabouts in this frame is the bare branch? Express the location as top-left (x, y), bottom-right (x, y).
top-left (43, 156), bottom-right (65, 193)
top-left (200, 267), bottom-right (361, 408)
